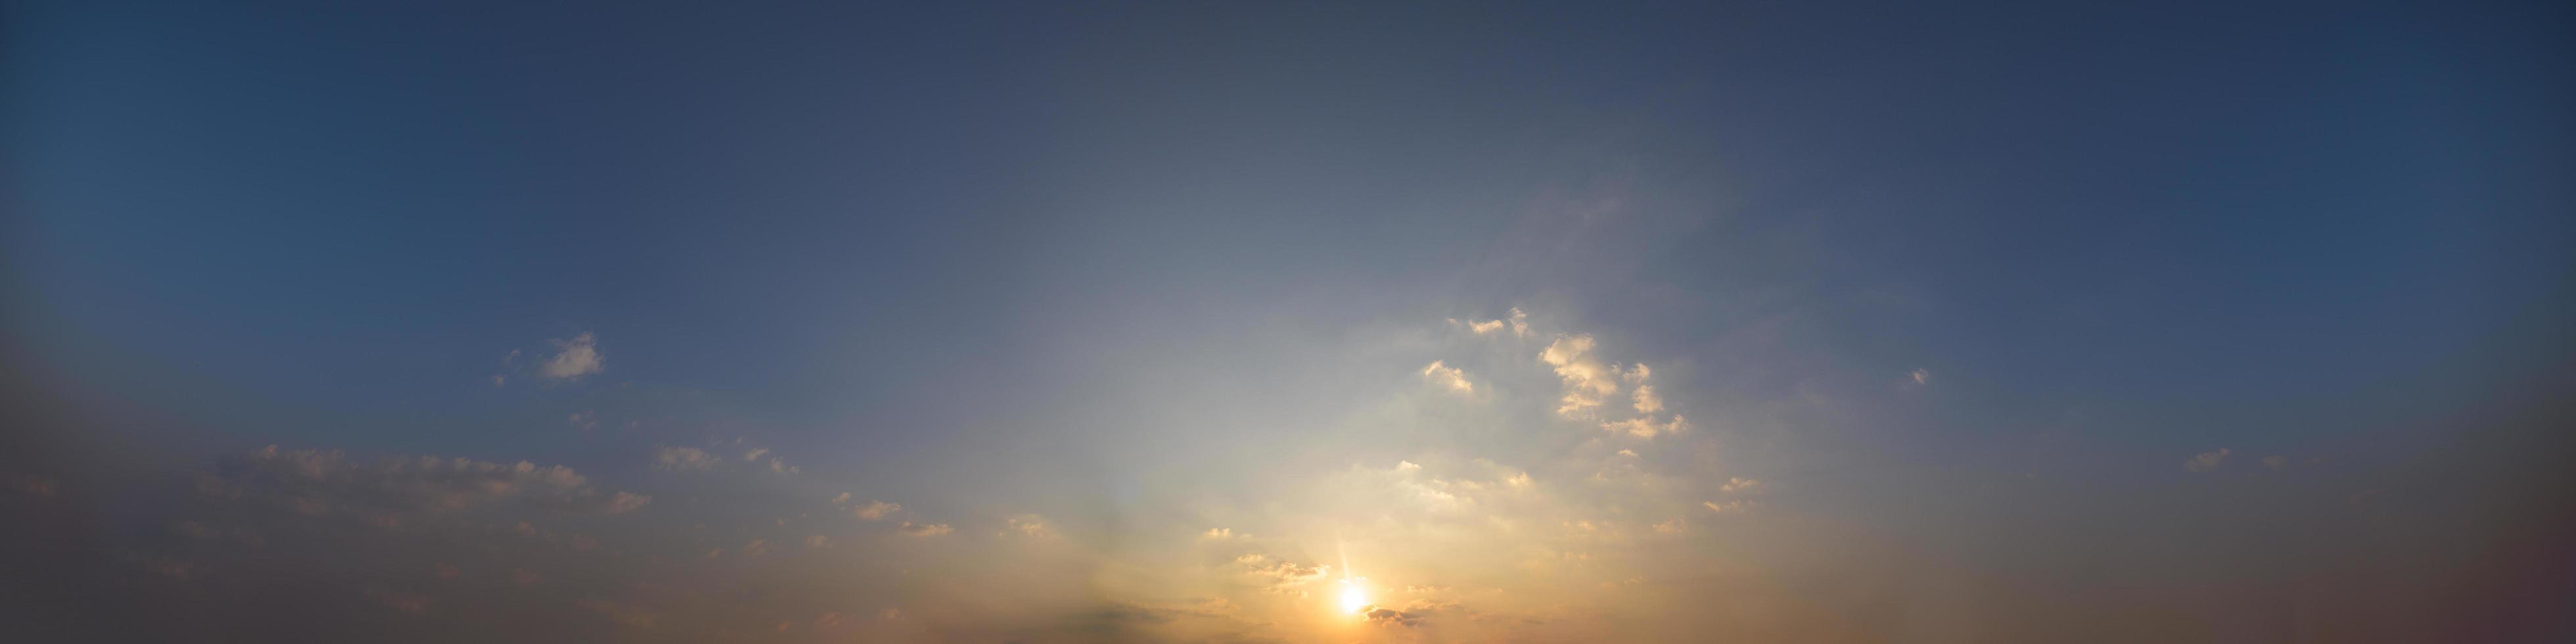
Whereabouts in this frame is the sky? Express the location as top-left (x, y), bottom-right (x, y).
top-left (3, 0), bottom-right (2573, 642)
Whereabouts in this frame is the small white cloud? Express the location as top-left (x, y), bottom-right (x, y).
top-left (538, 333), bottom-right (604, 380)
top-left (1452, 308), bottom-right (1530, 337)
top-left (1201, 528), bottom-right (1234, 540)
top-left (1396, 460), bottom-right (1421, 473)
top-left (854, 501), bottom-right (901, 520)
top-left (831, 492), bottom-right (851, 505)
top-left (767, 457), bottom-right (799, 475)
top-left (1652, 518), bottom-right (1686, 534)
top-left (743, 448), bottom-right (769, 461)
top-left (1703, 500), bottom-right (1752, 513)
top-left (1419, 361), bottom-right (1475, 394)
top-left (1910, 368), bottom-right (1929, 385)
top-left (568, 411), bottom-right (597, 431)
top-left (654, 447), bottom-right (718, 471)
top-left (1600, 415), bottom-right (1688, 438)
top-left (897, 521), bottom-right (952, 537)
top-left (1631, 384), bottom-right (1663, 414)
top-left (1718, 477), bottom-right (1762, 494)
top-left (2184, 448), bottom-right (2232, 472)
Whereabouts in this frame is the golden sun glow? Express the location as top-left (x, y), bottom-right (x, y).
top-left (1339, 578), bottom-right (1370, 614)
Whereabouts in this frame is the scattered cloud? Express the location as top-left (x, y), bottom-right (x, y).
top-left (1421, 360), bottom-right (1475, 394)
top-left (538, 333), bottom-right (604, 380)
top-left (1719, 477), bottom-right (1762, 494)
top-left (605, 492), bottom-right (652, 514)
top-left (2185, 448), bottom-right (2232, 472)
top-left (855, 501), bottom-right (901, 520)
top-left (1540, 335), bottom-right (1619, 417)
top-left (1450, 308), bottom-right (1530, 337)
top-left (654, 447), bottom-right (719, 471)
top-left (1599, 415), bottom-right (1688, 438)
top-left (831, 492), bottom-right (851, 505)
top-left (209, 446), bottom-right (641, 517)
top-left (1201, 528), bottom-right (1234, 540)
top-left (896, 522), bottom-right (952, 537)
top-left (1004, 515), bottom-right (1055, 538)
top-left (1910, 368), bottom-right (1929, 385)
top-left (743, 448), bottom-right (769, 461)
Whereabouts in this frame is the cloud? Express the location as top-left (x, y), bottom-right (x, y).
top-left (212, 446), bottom-right (641, 517)
top-left (896, 521), bottom-right (953, 537)
top-left (1396, 460), bottom-right (1421, 472)
top-left (804, 534), bottom-right (829, 549)
top-left (832, 492), bottom-right (852, 505)
top-left (538, 333), bottom-right (604, 380)
top-left (854, 500), bottom-right (901, 520)
top-left (1420, 360), bottom-right (1475, 394)
top-left (1241, 557), bottom-right (1329, 589)
top-left (2263, 455), bottom-right (2286, 469)
top-left (1004, 515), bottom-right (1055, 538)
top-left (1540, 335), bottom-right (1622, 417)
top-left (743, 448), bottom-right (769, 461)
top-left (568, 411), bottom-right (595, 431)
top-left (1653, 518), bottom-right (1686, 534)
top-left (766, 457), bottom-right (800, 475)
top-left (1201, 528), bottom-right (1234, 540)
top-left (654, 447), bottom-right (719, 471)
top-left (1599, 415), bottom-right (1688, 438)
top-left (1450, 308), bottom-right (1530, 337)
top-left (1363, 605), bottom-right (1421, 628)
top-left (1719, 477), bottom-right (1762, 494)
top-left (605, 492), bottom-right (652, 514)
top-left (1910, 368), bottom-right (1929, 385)
top-left (1704, 500), bottom-right (1753, 513)
top-left (2184, 448), bottom-right (2231, 472)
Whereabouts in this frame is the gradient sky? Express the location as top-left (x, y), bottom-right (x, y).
top-left (5, 1), bottom-right (2573, 642)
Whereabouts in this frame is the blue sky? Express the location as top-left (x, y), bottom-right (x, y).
top-left (5, 1), bottom-right (2572, 641)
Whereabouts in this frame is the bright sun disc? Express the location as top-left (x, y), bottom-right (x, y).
top-left (1339, 579), bottom-right (1370, 614)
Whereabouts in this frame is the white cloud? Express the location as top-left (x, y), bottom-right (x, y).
top-left (2184, 448), bottom-right (2231, 472)
top-left (896, 521), bottom-right (952, 537)
top-left (1450, 308), bottom-right (1530, 337)
top-left (538, 333), bottom-right (604, 380)
top-left (654, 447), bottom-right (719, 471)
top-left (1909, 368), bottom-right (1930, 385)
top-left (854, 501), bottom-right (901, 520)
top-left (1631, 385), bottom-right (1662, 414)
top-left (1396, 460), bottom-right (1421, 472)
top-left (743, 448), bottom-right (769, 461)
top-left (1652, 518), bottom-right (1686, 534)
top-left (1420, 361), bottom-right (1475, 394)
top-left (1201, 528), bottom-right (1234, 540)
top-left (766, 457), bottom-right (800, 475)
top-left (831, 492), bottom-right (851, 505)
top-left (1540, 334), bottom-right (1619, 417)
top-left (1599, 415), bottom-right (1688, 438)
top-left (1719, 477), bottom-right (1762, 494)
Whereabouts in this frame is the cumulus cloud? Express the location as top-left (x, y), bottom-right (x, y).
top-left (1540, 335), bottom-right (1619, 417)
top-left (538, 333), bottom-right (604, 380)
top-left (743, 448), bottom-right (769, 461)
top-left (1600, 415), bottom-right (1688, 438)
top-left (653, 447), bottom-right (719, 471)
top-left (2184, 448), bottom-right (2231, 472)
top-left (1420, 360), bottom-right (1475, 394)
top-left (1363, 605), bottom-right (1421, 628)
top-left (896, 521), bottom-right (953, 537)
top-left (854, 500), bottom-right (901, 520)
top-left (1450, 308), bottom-right (1529, 337)
top-left (766, 457), bottom-right (800, 475)
top-left (1201, 528), bottom-right (1234, 540)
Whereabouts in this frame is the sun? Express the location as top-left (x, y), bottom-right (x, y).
top-left (1339, 578), bottom-right (1371, 614)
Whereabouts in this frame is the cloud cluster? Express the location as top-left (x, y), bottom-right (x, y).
top-left (1420, 360), bottom-right (1475, 394)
